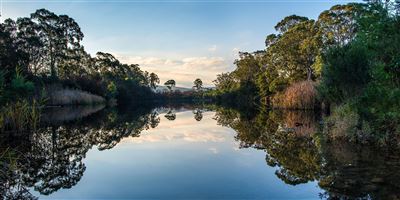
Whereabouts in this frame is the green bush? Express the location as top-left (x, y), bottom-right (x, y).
top-left (318, 41), bottom-right (370, 104)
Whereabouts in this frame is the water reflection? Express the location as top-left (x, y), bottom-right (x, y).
top-left (214, 107), bottom-right (400, 199)
top-left (0, 104), bottom-right (400, 199)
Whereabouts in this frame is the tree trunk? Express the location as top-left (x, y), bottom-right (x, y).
top-left (307, 67), bottom-right (312, 81)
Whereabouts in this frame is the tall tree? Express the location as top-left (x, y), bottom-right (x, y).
top-left (31, 9), bottom-right (83, 78)
top-left (317, 3), bottom-right (366, 47)
top-left (275, 15), bottom-right (309, 34)
top-left (149, 72), bottom-right (160, 89)
top-left (266, 19), bottom-right (321, 83)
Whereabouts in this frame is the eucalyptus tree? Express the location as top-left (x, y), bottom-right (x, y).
top-left (274, 15), bottom-right (309, 34)
top-left (267, 19), bottom-right (321, 83)
top-left (149, 72), bottom-right (160, 89)
top-left (31, 9), bottom-right (84, 78)
top-left (213, 72), bottom-right (237, 92)
top-left (317, 3), bottom-right (366, 47)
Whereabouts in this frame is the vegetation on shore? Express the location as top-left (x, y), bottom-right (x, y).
top-left (1, 1), bottom-right (399, 144)
top-left (0, 8), bottom-right (165, 131)
top-left (209, 0), bottom-right (400, 144)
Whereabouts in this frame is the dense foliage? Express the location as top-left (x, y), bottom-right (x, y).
top-left (319, 2), bottom-right (400, 143)
top-left (211, 0), bottom-right (400, 143)
top-left (210, 3), bottom-right (366, 107)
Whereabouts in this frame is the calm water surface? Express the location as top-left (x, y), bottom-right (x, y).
top-left (1, 104), bottom-right (400, 199)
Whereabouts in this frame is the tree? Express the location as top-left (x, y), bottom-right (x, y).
top-left (164, 79), bottom-right (175, 92)
top-left (275, 15), bottom-right (309, 34)
top-left (233, 52), bottom-right (262, 83)
top-left (0, 22), bottom-right (20, 78)
top-left (213, 72), bottom-right (237, 92)
top-left (149, 72), bottom-right (160, 89)
top-left (266, 19), bottom-right (321, 83)
top-left (317, 3), bottom-right (366, 47)
top-left (193, 78), bottom-right (203, 91)
top-left (31, 9), bottom-right (83, 78)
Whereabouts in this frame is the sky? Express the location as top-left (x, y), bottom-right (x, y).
top-left (1, 0), bottom-right (360, 87)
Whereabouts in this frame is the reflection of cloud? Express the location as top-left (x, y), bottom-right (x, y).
top-left (120, 111), bottom-right (231, 145)
top-left (208, 147), bottom-right (218, 154)
top-left (131, 131), bottom-right (225, 144)
top-left (115, 53), bottom-right (230, 87)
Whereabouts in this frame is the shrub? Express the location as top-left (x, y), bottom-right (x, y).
top-left (324, 102), bottom-right (360, 141)
top-left (3, 68), bottom-right (35, 101)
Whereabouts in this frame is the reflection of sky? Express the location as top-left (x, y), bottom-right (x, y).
top-left (35, 110), bottom-right (322, 199)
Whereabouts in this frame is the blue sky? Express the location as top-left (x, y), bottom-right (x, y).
top-left (1, 0), bottom-right (359, 87)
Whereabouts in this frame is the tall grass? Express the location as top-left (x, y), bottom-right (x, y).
top-left (272, 81), bottom-right (319, 110)
top-left (46, 85), bottom-right (105, 106)
top-left (0, 100), bottom-right (41, 132)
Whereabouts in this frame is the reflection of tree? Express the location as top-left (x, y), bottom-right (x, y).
top-left (0, 148), bottom-right (38, 200)
top-left (164, 110), bottom-right (176, 121)
top-left (0, 105), bottom-right (159, 199)
top-left (214, 108), bottom-right (322, 183)
top-left (193, 109), bottom-right (203, 121)
top-left (215, 106), bottom-right (400, 199)
top-left (149, 111), bottom-right (160, 128)
top-left (318, 141), bottom-right (400, 199)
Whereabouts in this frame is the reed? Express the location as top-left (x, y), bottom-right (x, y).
top-left (0, 100), bottom-right (41, 132)
top-left (46, 86), bottom-right (105, 106)
top-left (272, 81), bottom-right (319, 110)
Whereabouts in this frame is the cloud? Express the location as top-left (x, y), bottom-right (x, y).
top-left (208, 45), bottom-right (217, 52)
top-left (117, 56), bottom-right (182, 67)
top-left (182, 57), bottom-right (225, 69)
top-left (115, 53), bottom-right (230, 87)
top-left (232, 47), bottom-right (240, 57)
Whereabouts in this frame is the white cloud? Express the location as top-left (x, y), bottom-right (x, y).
top-left (182, 57), bottom-right (225, 69)
top-left (232, 47), bottom-right (240, 58)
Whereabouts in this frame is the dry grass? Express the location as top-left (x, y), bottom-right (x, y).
top-left (46, 85), bottom-right (105, 106)
top-left (272, 81), bottom-right (319, 110)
